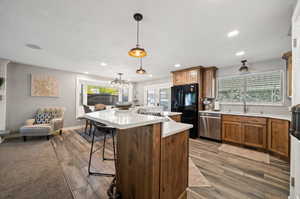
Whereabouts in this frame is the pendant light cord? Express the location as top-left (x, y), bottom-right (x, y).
top-left (140, 57), bottom-right (142, 69)
top-left (136, 21), bottom-right (140, 47)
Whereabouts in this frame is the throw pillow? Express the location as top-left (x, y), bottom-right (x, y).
top-left (35, 112), bottom-right (52, 124)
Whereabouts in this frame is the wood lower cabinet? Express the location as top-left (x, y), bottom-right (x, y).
top-left (221, 115), bottom-right (290, 159)
top-left (242, 123), bottom-right (267, 149)
top-left (222, 121), bottom-right (242, 144)
top-left (268, 118), bottom-right (290, 157)
top-left (160, 131), bottom-right (188, 199)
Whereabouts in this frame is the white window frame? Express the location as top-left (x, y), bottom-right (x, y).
top-left (76, 77), bottom-right (133, 118)
top-left (217, 70), bottom-right (285, 106)
top-left (143, 83), bottom-right (171, 108)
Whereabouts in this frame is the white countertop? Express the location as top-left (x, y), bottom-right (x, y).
top-left (160, 111), bottom-right (182, 116)
top-left (199, 110), bottom-right (291, 121)
top-left (162, 121), bottom-right (193, 138)
top-left (84, 110), bottom-right (166, 129)
top-left (84, 110), bottom-right (192, 137)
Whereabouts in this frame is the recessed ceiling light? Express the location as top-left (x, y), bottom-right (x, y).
top-left (149, 74), bottom-right (153, 77)
top-left (174, 64), bottom-right (181, 68)
top-left (227, 30), bottom-right (239, 38)
top-left (235, 51), bottom-right (245, 56)
top-left (84, 72), bottom-right (89, 74)
top-left (100, 62), bottom-right (107, 66)
top-left (26, 43), bottom-right (42, 50)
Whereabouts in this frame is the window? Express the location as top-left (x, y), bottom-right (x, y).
top-left (147, 88), bottom-right (156, 106)
top-left (218, 71), bottom-right (283, 105)
top-left (86, 85), bottom-right (119, 106)
top-left (144, 83), bottom-right (171, 111)
top-left (159, 88), bottom-right (171, 111)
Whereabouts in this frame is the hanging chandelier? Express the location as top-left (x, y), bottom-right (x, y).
top-left (128, 13), bottom-right (147, 58)
top-left (136, 57), bottom-right (146, 74)
top-left (111, 73), bottom-right (129, 87)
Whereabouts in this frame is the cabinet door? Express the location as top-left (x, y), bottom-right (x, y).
top-left (242, 123), bottom-right (267, 149)
top-left (203, 69), bottom-right (216, 98)
top-left (268, 119), bottom-right (289, 157)
top-left (173, 71), bottom-right (187, 85)
top-left (186, 69), bottom-right (198, 84)
top-left (160, 131), bottom-right (188, 199)
top-left (222, 121), bottom-right (242, 144)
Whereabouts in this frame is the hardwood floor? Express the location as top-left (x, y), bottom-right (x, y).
top-left (52, 129), bottom-right (290, 199)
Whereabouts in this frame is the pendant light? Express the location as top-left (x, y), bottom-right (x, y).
top-left (239, 60), bottom-right (249, 73)
top-left (128, 13), bottom-right (147, 58)
top-left (136, 57), bottom-right (146, 74)
top-left (111, 73), bottom-right (129, 88)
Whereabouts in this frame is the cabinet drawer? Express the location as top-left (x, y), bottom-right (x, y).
top-left (241, 116), bottom-right (267, 125)
top-left (222, 115), bottom-right (241, 122)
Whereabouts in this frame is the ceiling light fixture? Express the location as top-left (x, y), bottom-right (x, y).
top-left (174, 64), bottom-right (181, 68)
top-left (84, 72), bottom-right (89, 74)
top-left (100, 62), bottom-right (107, 66)
top-left (227, 30), bottom-right (239, 38)
top-left (26, 43), bottom-right (42, 50)
top-left (235, 51), bottom-right (245, 56)
top-left (111, 73), bottom-right (129, 88)
top-left (239, 60), bottom-right (249, 73)
top-left (136, 57), bottom-right (146, 74)
top-left (128, 13), bottom-right (147, 58)
top-left (149, 74), bottom-right (153, 77)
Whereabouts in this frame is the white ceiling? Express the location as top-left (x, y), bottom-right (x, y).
top-left (0, 0), bottom-right (295, 82)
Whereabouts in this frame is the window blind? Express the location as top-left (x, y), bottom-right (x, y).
top-left (218, 71), bottom-right (283, 104)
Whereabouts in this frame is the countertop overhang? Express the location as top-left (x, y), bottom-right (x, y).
top-left (199, 110), bottom-right (291, 121)
top-left (84, 110), bottom-right (166, 129)
top-left (84, 110), bottom-right (193, 137)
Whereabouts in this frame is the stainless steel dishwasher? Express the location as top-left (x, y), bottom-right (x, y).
top-left (199, 112), bottom-right (221, 141)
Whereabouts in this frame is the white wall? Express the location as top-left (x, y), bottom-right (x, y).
top-left (291, 1), bottom-right (300, 198)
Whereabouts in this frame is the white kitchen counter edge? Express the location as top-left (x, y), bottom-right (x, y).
top-left (199, 110), bottom-right (291, 121)
top-left (162, 121), bottom-right (193, 138)
top-left (84, 111), bottom-right (166, 130)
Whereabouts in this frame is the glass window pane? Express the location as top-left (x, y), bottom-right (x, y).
top-left (122, 87), bottom-right (129, 102)
top-left (147, 88), bottom-right (156, 105)
top-left (218, 71), bottom-right (282, 105)
top-left (159, 88), bottom-right (170, 111)
top-left (87, 85), bottom-right (119, 105)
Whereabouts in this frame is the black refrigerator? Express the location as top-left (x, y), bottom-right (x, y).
top-left (171, 84), bottom-right (198, 138)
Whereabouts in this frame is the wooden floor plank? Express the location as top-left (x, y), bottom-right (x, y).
top-left (51, 129), bottom-right (290, 199)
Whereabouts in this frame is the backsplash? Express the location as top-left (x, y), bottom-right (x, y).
top-left (220, 104), bottom-right (290, 115)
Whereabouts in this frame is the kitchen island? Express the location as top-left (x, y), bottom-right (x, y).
top-left (84, 110), bottom-right (192, 199)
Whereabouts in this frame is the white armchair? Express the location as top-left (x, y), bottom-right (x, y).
top-left (20, 107), bottom-right (65, 141)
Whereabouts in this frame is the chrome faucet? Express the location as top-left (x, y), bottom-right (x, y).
top-left (242, 97), bottom-right (247, 113)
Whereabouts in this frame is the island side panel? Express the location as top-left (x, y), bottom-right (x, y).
top-left (116, 123), bottom-right (162, 199)
top-left (160, 130), bottom-right (189, 199)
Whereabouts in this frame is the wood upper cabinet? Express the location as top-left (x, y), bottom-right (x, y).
top-left (268, 118), bottom-right (290, 157)
top-left (173, 71), bottom-right (187, 86)
top-left (202, 67), bottom-right (217, 98)
top-left (172, 67), bottom-right (202, 86)
top-left (282, 51), bottom-right (292, 97)
top-left (186, 69), bottom-right (199, 84)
